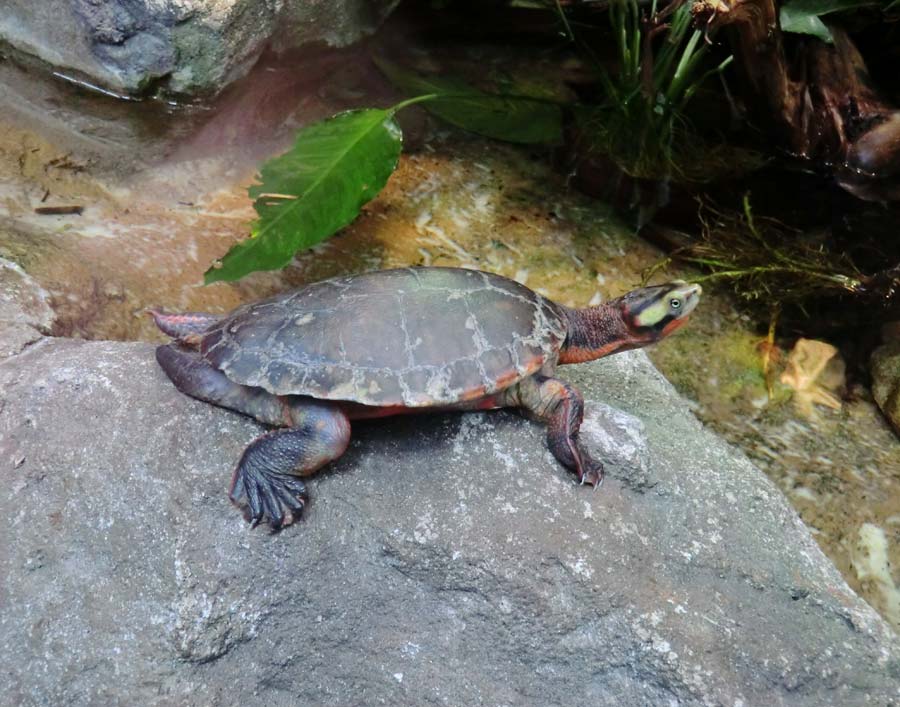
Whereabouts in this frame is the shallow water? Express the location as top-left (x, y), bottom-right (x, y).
top-left (1, 32), bottom-right (898, 630)
top-left (649, 298), bottom-right (900, 628)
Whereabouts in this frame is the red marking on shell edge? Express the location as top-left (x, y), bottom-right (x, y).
top-left (493, 370), bottom-right (521, 389)
top-left (475, 394), bottom-right (504, 410)
top-left (460, 385), bottom-right (488, 402)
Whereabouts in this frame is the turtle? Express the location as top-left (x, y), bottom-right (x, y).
top-left (152, 266), bottom-right (700, 529)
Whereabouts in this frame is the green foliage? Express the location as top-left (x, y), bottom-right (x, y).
top-left (203, 2), bottom-right (756, 282)
top-left (581, 0), bottom-right (733, 181)
top-left (204, 108), bottom-right (404, 284)
top-left (207, 60), bottom-right (573, 282)
top-left (374, 58), bottom-right (564, 144)
top-left (780, 0), bottom-right (879, 43)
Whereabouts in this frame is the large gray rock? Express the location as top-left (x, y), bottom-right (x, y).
top-left (1, 337), bottom-right (898, 706)
top-left (0, 257), bottom-right (55, 361)
top-left (0, 0), bottom-right (399, 96)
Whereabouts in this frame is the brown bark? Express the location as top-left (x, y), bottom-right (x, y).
top-left (693, 0), bottom-right (900, 200)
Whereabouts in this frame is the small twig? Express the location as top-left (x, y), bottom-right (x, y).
top-left (34, 205), bottom-right (83, 215)
top-left (640, 256), bottom-right (674, 285)
top-left (256, 193), bottom-right (299, 200)
top-left (761, 305), bottom-right (780, 400)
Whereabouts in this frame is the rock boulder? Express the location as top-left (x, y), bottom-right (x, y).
top-left (0, 0), bottom-right (399, 96)
top-left (1, 337), bottom-right (898, 705)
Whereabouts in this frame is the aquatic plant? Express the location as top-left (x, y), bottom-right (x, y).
top-left (206, 107), bottom-right (406, 283)
top-left (573, 0), bottom-right (734, 181)
top-left (204, 0), bottom-right (897, 287)
top-left (659, 194), bottom-right (900, 307)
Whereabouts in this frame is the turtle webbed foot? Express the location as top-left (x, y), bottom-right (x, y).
top-left (227, 406), bottom-right (350, 529)
top-left (229, 461), bottom-right (308, 530)
top-left (228, 430), bottom-right (310, 530)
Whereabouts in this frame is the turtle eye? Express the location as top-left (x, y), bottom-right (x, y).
top-left (669, 297), bottom-right (682, 311)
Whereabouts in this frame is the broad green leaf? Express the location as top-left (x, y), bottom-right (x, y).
top-left (375, 58), bottom-right (563, 145)
top-left (780, 0), bottom-right (877, 42)
top-left (781, 12), bottom-right (832, 42)
top-left (781, 0), bottom-right (877, 13)
top-left (205, 109), bottom-right (402, 283)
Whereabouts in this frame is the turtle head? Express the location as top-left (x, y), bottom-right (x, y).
top-left (615, 280), bottom-right (702, 342)
top-left (559, 280), bottom-right (701, 364)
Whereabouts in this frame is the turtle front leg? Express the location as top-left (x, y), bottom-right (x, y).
top-left (512, 375), bottom-right (604, 486)
top-left (231, 402), bottom-right (351, 529)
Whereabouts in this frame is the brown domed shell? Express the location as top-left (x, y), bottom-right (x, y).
top-left (199, 267), bottom-right (568, 407)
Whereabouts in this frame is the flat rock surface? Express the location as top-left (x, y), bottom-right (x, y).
top-left (1, 337), bottom-right (898, 706)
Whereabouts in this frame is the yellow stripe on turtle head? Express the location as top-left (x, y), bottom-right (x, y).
top-left (631, 282), bottom-right (702, 329)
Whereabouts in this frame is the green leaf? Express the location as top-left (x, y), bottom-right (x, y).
top-left (205, 109), bottom-right (402, 283)
top-left (781, 12), bottom-right (832, 42)
top-left (780, 0), bottom-right (877, 42)
top-left (375, 57), bottom-right (563, 145)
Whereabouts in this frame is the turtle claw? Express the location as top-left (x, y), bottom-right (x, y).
top-left (228, 457), bottom-right (308, 531)
top-left (577, 458), bottom-right (605, 487)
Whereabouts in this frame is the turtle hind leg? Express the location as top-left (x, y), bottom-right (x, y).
top-left (149, 309), bottom-right (221, 343)
top-left (155, 344), bottom-right (351, 529)
top-left (231, 402), bottom-right (351, 529)
top-left (155, 344), bottom-right (286, 425)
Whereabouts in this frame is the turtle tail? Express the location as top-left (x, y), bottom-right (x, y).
top-left (148, 309), bottom-right (221, 344)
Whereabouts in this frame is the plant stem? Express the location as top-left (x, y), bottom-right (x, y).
top-left (389, 94), bottom-right (439, 113)
top-left (554, 0), bottom-right (577, 42)
top-left (688, 264), bottom-right (861, 290)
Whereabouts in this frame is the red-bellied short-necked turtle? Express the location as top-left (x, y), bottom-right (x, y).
top-left (152, 266), bottom-right (700, 528)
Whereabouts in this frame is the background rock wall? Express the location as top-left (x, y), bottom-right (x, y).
top-left (0, 0), bottom-right (399, 96)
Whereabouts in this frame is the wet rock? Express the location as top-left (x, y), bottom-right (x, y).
top-left (871, 322), bottom-right (900, 435)
top-left (0, 0), bottom-right (399, 96)
top-left (581, 402), bottom-right (652, 492)
top-left (0, 257), bottom-right (54, 361)
top-left (851, 523), bottom-right (900, 628)
top-left (1, 338), bottom-right (898, 705)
